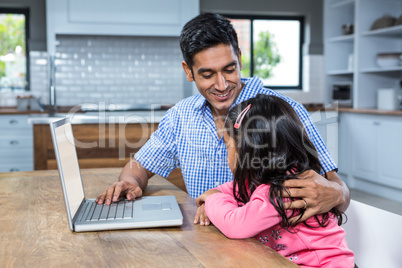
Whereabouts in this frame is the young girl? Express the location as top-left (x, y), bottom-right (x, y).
top-left (197, 94), bottom-right (354, 267)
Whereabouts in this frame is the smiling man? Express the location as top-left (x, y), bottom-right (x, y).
top-left (96, 13), bottom-right (350, 226)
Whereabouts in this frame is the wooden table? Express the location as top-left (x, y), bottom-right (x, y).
top-left (0, 168), bottom-right (298, 267)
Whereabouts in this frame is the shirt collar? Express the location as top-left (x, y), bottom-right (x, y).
top-left (230, 76), bottom-right (263, 110)
top-left (194, 94), bottom-right (208, 110)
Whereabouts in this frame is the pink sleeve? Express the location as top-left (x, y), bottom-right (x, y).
top-left (205, 184), bottom-right (282, 239)
top-left (215, 181), bottom-right (234, 194)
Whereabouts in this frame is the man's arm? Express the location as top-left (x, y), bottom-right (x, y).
top-left (96, 159), bottom-right (154, 205)
top-left (282, 170), bottom-right (350, 223)
top-left (96, 106), bottom-right (179, 205)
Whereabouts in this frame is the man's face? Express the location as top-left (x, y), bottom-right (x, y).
top-left (182, 44), bottom-right (243, 117)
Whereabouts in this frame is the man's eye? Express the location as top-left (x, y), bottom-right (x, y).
top-left (225, 68), bottom-right (235, 73)
top-left (203, 74), bottom-right (213, 79)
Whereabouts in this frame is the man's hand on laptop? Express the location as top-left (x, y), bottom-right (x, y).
top-left (95, 180), bottom-right (143, 205)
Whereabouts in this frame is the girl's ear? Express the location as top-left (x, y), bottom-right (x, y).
top-left (182, 61), bottom-right (194, 82)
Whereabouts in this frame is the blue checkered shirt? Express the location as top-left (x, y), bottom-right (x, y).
top-left (135, 77), bottom-right (337, 198)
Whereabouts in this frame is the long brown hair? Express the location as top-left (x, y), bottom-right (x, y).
top-left (225, 94), bottom-right (343, 229)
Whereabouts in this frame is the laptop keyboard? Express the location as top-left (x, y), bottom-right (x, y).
top-left (81, 200), bottom-right (134, 221)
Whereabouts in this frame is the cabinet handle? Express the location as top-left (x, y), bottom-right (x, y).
top-left (9, 168), bottom-right (20, 172)
top-left (9, 119), bottom-right (19, 125)
top-left (373, 122), bottom-right (380, 126)
top-left (10, 140), bottom-right (19, 145)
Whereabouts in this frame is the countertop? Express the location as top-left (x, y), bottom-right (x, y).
top-left (27, 110), bottom-right (168, 124)
top-left (0, 107), bottom-right (46, 115)
top-left (0, 106), bottom-right (169, 124)
top-left (2, 105), bottom-right (402, 124)
top-left (337, 107), bottom-right (402, 116)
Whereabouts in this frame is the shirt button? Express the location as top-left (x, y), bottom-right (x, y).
top-left (214, 181), bottom-right (220, 187)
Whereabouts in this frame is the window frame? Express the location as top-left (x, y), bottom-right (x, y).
top-left (225, 14), bottom-right (304, 90)
top-left (0, 7), bottom-right (30, 91)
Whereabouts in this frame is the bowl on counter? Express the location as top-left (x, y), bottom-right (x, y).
top-left (376, 53), bottom-right (402, 68)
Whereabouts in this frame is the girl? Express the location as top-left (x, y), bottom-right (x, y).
top-left (197, 94), bottom-right (354, 267)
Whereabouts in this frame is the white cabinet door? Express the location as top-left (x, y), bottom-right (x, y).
top-left (340, 113), bottom-right (402, 202)
top-left (350, 115), bottom-right (378, 181)
top-left (344, 113), bottom-right (402, 191)
top-left (46, 0), bottom-right (200, 54)
top-left (0, 115), bottom-right (33, 172)
top-left (338, 113), bottom-right (351, 178)
top-left (68, 0), bottom-right (181, 25)
top-left (309, 110), bottom-right (339, 166)
top-left (378, 120), bottom-right (402, 190)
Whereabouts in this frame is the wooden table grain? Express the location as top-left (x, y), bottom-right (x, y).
top-left (0, 168), bottom-right (299, 267)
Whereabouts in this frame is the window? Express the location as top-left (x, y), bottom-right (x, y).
top-left (0, 8), bottom-right (29, 91)
top-left (227, 15), bottom-right (304, 90)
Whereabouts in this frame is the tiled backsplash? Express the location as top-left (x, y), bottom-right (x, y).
top-left (30, 35), bottom-right (189, 107)
top-left (29, 36), bottom-right (328, 107)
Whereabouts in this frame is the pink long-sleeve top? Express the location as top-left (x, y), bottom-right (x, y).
top-left (205, 181), bottom-right (354, 268)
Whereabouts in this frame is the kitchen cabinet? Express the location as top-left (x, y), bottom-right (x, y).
top-left (324, 0), bottom-right (402, 109)
top-left (338, 113), bottom-right (402, 202)
top-left (0, 115), bottom-right (33, 172)
top-left (46, 0), bottom-right (200, 54)
top-left (33, 122), bottom-right (186, 192)
top-left (309, 110), bottom-right (339, 165)
top-left (337, 112), bottom-right (351, 178)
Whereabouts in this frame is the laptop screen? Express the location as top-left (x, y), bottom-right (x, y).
top-left (53, 121), bottom-right (85, 219)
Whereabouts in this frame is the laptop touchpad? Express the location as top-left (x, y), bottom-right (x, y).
top-left (142, 203), bottom-right (172, 211)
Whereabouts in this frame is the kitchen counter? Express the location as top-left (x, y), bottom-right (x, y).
top-left (0, 107), bottom-right (46, 115)
top-left (28, 110), bottom-right (168, 124)
top-left (0, 106), bottom-right (85, 115)
top-left (338, 107), bottom-right (402, 116)
top-left (301, 104), bottom-right (402, 116)
top-left (4, 104), bottom-right (402, 120)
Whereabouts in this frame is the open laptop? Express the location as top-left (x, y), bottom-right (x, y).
top-left (50, 117), bottom-right (183, 232)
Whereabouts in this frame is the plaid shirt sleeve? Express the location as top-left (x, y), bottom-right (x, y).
top-left (134, 107), bottom-right (180, 178)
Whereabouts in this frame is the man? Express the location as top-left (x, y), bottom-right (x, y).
top-left (96, 13), bottom-right (350, 225)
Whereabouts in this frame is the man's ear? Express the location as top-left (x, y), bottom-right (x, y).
top-left (182, 61), bottom-right (194, 82)
top-left (238, 48), bottom-right (243, 70)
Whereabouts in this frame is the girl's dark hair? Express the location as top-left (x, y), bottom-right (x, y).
top-left (180, 13), bottom-right (240, 70)
top-left (225, 94), bottom-right (343, 229)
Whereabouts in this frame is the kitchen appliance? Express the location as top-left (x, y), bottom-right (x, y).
top-left (331, 83), bottom-right (352, 107)
top-left (377, 88), bottom-right (398, 110)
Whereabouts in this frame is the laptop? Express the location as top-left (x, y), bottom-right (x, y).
top-left (50, 117), bottom-right (183, 232)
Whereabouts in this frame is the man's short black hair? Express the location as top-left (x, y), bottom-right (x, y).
top-left (180, 13), bottom-right (240, 70)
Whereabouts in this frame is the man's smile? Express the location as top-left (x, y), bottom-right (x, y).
top-left (210, 85), bottom-right (235, 102)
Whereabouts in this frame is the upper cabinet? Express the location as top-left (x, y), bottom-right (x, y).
top-left (324, 0), bottom-right (402, 109)
top-left (46, 0), bottom-right (200, 54)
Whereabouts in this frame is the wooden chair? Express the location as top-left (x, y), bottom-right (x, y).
top-left (343, 200), bottom-right (402, 268)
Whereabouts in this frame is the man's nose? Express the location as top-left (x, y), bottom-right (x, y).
top-left (215, 73), bottom-right (228, 91)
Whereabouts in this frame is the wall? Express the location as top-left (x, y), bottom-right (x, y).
top-left (30, 35), bottom-right (188, 106)
top-left (5, 0), bottom-right (326, 106)
top-left (200, 0), bottom-right (324, 55)
top-left (0, 0), bottom-right (47, 51)
top-left (200, 0), bottom-right (325, 104)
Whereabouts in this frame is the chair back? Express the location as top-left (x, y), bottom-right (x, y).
top-left (343, 200), bottom-right (402, 268)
